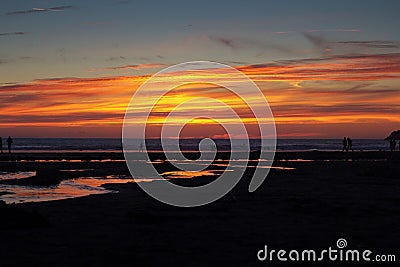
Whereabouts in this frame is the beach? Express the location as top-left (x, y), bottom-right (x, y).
top-left (0, 151), bottom-right (399, 266)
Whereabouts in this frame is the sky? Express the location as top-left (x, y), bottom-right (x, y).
top-left (0, 0), bottom-right (400, 138)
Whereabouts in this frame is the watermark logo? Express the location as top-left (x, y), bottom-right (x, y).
top-left (336, 238), bottom-right (347, 249)
top-left (122, 61), bottom-right (276, 207)
top-left (257, 238), bottom-right (396, 263)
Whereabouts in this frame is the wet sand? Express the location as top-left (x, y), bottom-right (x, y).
top-left (1, 151), bottom-right (400, 266)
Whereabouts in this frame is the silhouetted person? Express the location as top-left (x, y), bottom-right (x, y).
top-left (346, 137), bottom-right (353, 152)
top-left (342, 137), bottom-right (347, 152)
top-left (7, 136), bottom-right (13, 153)
top-left (390, 140), bottom-right (396, 152)
top-left (139, 142), bottom-right (144, 152)
top-left (0, 137), bottom-right (2, 154)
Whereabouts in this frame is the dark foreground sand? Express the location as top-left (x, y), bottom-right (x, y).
top-left (1, 151), bottom-right (400, 266)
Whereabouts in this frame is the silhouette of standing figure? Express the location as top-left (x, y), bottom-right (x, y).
top-left (346, 137), bottom-right (353, 152)
top-left (7, 136), bottom-right (13, 153)
top-left (139, 142), bottom-right (144, 152)
top-left (342, 137), bottom-right (347, 152)
top-left (390, 140), bottom-right (396, 152)
top-left (0, 137), bottom-right (3, 154)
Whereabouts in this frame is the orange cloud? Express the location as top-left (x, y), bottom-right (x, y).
top-left (238, 53), bottom-right (400, 82)
top-left (1, 53), bottom-right (400, 138)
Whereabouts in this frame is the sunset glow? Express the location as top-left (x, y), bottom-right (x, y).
top-left (1, 1), bottom-right (399, 138)
top-left (2, 53), bottom-right (400, 138)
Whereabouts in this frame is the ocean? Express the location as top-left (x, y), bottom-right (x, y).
top-left (2, 138), bottom-right (391, 152)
